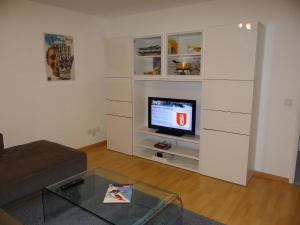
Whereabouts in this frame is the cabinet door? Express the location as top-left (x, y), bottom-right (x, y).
top-left (104, 37), bottom-right (133, 77)
top-left (201, 110), bottom-right (251, 135)
top-left (202, 80), bottom-right (254, 113)
top-left (106, 115), bottom-right (132, 155)
top-left (204, 22), bottom-right (258, 80)
top-left (106, 100), bottom-right (132, 118)
top-left (200, 129), bottom-right (249, 185)
top-left (106, 78), bottom-right (132, 102)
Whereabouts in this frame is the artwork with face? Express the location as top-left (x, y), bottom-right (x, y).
top-left (44, 33), bottom-right (75, 81)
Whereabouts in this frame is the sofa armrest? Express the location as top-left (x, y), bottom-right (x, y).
top-left (0, 133), bottom-right (4, 151)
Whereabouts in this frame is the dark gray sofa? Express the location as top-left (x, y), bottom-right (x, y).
top-left (0, 133), bottom-right (87, 207)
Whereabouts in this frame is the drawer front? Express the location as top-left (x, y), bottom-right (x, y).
top-left (202, 80), bottom-right (254, 113)
top-left (201, 110), bottom-right (251, 135)
top-left (106, 115), bottom-right (132, 155)
top-left (106, 78), bottom-right (132, 102)
top-left (106, 101), bottom-right (132, 118)
top-left (200, 129), bottom-right (249, 185)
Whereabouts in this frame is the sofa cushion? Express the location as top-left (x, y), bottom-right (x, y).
top-left (0, 140), bottom-right (87, 206)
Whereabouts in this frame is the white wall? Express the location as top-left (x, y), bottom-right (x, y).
top-left (106, 0), bottom-right (300, 178)
top-left (0, 0), bottom-right (108, 148)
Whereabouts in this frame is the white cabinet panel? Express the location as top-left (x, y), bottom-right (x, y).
top-left (104, 37), bottom-right (132, 77)
top-left (201, 110), bottom-right (251, 135)
top-left (200, 129), bottom-right (249, 185)
top-left (106, 100), bottom-right (132, 118)
top-left (202, 80), bottom-right (254, 113)
top-left (106, 115), bottom-right (132, 155)
top-left (106, 78), bottom-right (132, 102)
top-left (204, 22), bottom-right (258, 80)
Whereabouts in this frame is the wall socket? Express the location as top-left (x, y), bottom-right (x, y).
top-left (87, 127), bottom-right (101, 136)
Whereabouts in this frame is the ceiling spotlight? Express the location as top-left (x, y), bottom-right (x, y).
top-left (246, 23), bottom-right (252, 30)
top-left (238, 23), bottom-right (243, 29)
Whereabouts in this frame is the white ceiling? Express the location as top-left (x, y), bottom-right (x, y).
top-left (29, 0), bottom-right (209, 18)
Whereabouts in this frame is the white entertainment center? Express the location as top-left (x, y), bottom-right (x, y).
top-left (105, 22), bottom-right (264, 186)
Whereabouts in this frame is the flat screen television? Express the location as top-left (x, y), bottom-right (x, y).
top-left (148, 97), bottom-right (196, 136)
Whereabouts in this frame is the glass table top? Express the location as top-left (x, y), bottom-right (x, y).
top-left (43, 167), bottom-right (182, 225)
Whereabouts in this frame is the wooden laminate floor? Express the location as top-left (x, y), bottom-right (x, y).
top-left (82, 145), bottom-right (300, 225)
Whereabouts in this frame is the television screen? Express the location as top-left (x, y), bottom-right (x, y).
top-left (148, 97), bottom-right (196, 136)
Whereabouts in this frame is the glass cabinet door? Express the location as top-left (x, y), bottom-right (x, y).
top-left (167, 32), bottom-right (202, 76)
top-left (134, 36), bottom-right (162, 76)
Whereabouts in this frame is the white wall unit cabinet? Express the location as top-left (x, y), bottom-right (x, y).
top-left (105, 22), bottom-right (263, 186)
top-left (204, 23), bottom-right (258, 80)
top-left (104, 37), bottom-right (133, 155)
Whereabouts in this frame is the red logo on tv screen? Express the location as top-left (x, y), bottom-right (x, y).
top-left (176, 113), bottom-right (187, 126)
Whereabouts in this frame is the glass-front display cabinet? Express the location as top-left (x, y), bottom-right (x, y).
top-left (167, 32), bottom-right (202, 76)
top-left (134, 36), bottom-right (162, 76)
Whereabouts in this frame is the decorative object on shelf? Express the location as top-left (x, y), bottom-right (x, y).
top-left (190, 56), bottom-right (201, 75)
top-left (172, 60), bottom-right (191, 75)
top-left (143, 57), bottom-right (161, 75)
top-left (138, 45), bottom-right (161, 56)
top-left (155, 152), bottom-right (174, 159)
top-left (44, 33), bottom-right (75, 81)
top-left (153, 151), bottom-right (174, 163)
top-left (187, 45), bottom-right (201, 54)
top-left (154, 142), bottom-right (172, 150)
top-left (168, 39), bottom-right (178, 54)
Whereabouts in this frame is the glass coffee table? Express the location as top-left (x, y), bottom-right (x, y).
top-left (43, 167), bottom-right (183, 225)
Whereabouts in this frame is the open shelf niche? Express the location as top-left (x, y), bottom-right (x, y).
top-left (167, 32), bottom-right (202, 76)
top-left (133, 80), bottom-right (202, 172)
top-left (134, 36), bottom-right (162, 76)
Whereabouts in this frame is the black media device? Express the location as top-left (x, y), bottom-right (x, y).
top-left (148, 97), bottom-right (196, 137)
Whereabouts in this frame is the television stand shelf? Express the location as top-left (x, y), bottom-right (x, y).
top-left (134, 148), bottom-right (199, 172)
top-left (136, 139), bottom-right (199, 160)
top-left (133, 78), bottom-right (201, 174)
top-left (134, 127), bottom-right (200, 172)
top-left (137, 127), bottom-right (200, 144)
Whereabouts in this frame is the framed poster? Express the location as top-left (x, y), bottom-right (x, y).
top-left (44, 33), bottom-right (75, 81)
